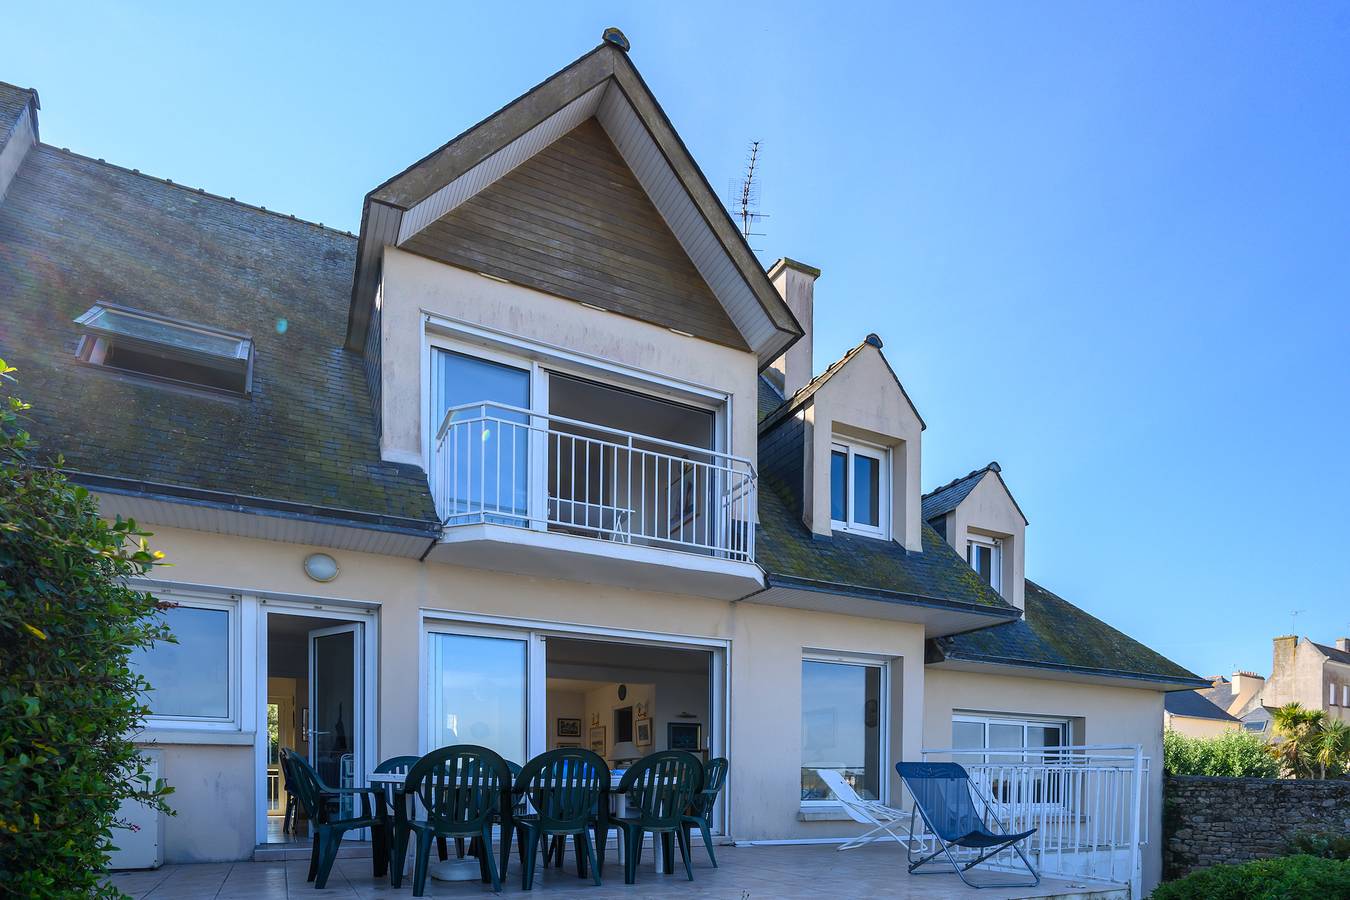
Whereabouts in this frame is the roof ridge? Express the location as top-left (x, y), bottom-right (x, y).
top-left (41, 145), bottom-right (357, 240)
top-left (923, 461), bottom-right (1000, 500)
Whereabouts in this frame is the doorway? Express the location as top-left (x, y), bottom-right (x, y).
top-left (260, 609), bottom-right (373, 845)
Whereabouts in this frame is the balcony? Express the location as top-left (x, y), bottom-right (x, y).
top-left (423, 401), bottom-right (761, 599)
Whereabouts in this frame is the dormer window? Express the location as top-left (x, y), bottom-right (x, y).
top-left (967, 534), bottom-right (1003, 593)
top-left (830, 439), bottom-right (888, 538)
top-left (74, 303), bottom-right (254, 396)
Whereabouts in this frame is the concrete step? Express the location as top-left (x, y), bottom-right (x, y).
top-left (252, 841), bottom-right (373, 862)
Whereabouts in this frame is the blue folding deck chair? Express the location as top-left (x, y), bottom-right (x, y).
top-left (896, 762), bottom-right (1040, 889)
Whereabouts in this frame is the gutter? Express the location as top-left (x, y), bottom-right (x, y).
top-left (67, 471), bottom-right (441, 539)
top-left (930, 647), bottom-right (1211, 689)
top-left (760, 571), bottom-right (1023, 623)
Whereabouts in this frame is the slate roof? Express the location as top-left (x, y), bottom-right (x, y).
top-left (923, 465), bottom-right (992, 521)
top-left (0, 146), bottom-right (438, 533)
top-left (1165, 689), bottom-right (1238, 721)
top-left (922, 461), bottom-right (1029, 526)
top-left (755, 424), bottom-right (1017, 617)
top-left (929, 580), bottom-right (1206, 686)
top-left (0, 81), bottom-right (36, 154)
top-left (757, 374), bottom-right (784, 422)
top-left (1200, 678), bottom-right (1236, 711)
top-left (1312, 641), bottom-right (1350, 665)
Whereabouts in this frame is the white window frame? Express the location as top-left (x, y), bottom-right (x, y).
top-left (137, 590), bottom-right (241, 731)
top-left (1332, 683), bottom-right (1338, 706)
top-left (421, 316), bottom-right (732, 477)
top-left (829, 439), bottom-right (890, 538)
top-left (800, 650), bottom-right (890, 808)
top-left (951, 712), bottom-right (1070, 761)
top-left (1343, 684), bottom-right (1348, 706)
top-left (966, 533), bottom-right (1004, 594)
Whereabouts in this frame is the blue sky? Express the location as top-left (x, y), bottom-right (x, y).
top-left (8, 2), bottom-right (1348, 678)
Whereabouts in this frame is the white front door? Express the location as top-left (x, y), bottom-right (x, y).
top-left (308, 623), bottom-right (362, 809)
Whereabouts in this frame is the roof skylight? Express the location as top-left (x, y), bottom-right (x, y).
top-left (74, 303), bottom-right (254, 396)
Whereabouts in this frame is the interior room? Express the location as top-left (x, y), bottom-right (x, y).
top-left (264, 612), bottom-right (364, 845)
top-left (544, 637), bottom-right (712, 770)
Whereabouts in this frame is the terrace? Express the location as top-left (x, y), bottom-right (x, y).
top-left (106, 843), bottom-right (1127, 899)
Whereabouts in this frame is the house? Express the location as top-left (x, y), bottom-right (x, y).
top-left (1210, 637), bottom-right (1350, 737)
top-left (1163, 683), bottom-right (1238, 738)
top-left (0, 32), bottom-right (1204, 893)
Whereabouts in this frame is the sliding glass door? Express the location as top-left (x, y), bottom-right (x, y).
top-left (426, 630), bottom-right (530, 764)
top-left (432, 348), bottom-right (531, 526)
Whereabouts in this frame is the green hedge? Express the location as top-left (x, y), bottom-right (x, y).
top-left (1163, 728), bottom-right (1279, 778)
top-left (0, 365), bottom-right (173, 898)
top-left (1151, 855), bottom-right (1350, 899)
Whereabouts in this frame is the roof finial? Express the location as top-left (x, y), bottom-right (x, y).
top-left (602, 28), bottom-right (630, 51)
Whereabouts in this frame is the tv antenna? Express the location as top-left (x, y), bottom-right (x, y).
top-left (729, 141), bottom-right (768, 248)
top-left (1289, 608), bottom-right (1306, 635)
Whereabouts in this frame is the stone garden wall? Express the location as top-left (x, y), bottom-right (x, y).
top-left (1164, 775), bottom-right (1350, 877)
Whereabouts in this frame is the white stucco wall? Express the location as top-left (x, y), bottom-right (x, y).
top-left (130, 524), bottom-right (935, 859)
top-left (377, 248), bottom-right (760, 473)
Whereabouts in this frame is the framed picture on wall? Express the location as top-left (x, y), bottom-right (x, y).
top-left (635, 719), bottom-right (653, 747)
top-left (556, 742), bottom-right (580, 749)
top-left (589, 726), bottom-right (607, 755)
top-left (557, 717), bottom-right (582, 738)
top-left (668, 722), bottom-right (701, 751)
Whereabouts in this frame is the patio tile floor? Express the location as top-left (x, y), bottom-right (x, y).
top-left (105, 843), bottom-right (1127, 899)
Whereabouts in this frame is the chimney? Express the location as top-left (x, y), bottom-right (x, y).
top-left (1229, 670), bottom-right (1265, 712)
top-left (1338, 638), bottom-right (1349, 653)
top-left (0, 84), bottom-right (40, 203)
top-left (767, 258), bottom-right (820, 399)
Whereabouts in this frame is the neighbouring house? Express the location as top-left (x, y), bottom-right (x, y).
top-left (1163, 685), bottom-right (1238, 738)
top-left (0, 32), bottom-right (1205, 893)
top-left (1215, 637), bottom-right (1350, 737)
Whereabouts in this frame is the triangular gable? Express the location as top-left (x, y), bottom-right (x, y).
top-left (923, 463), bottom-right (1029, 527)
top-left (759, 334), bottom-right (927, 434)
top-left (401, 119), bottom-right (745, 348)
top-left (347, 38), bottom-right (801, 364)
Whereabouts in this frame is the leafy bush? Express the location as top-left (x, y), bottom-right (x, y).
top-left (1286, 830), bottom-right (1350, 861)
top-left (0, 363), bottom-right (173, 898)
top-left (1151, 855), bottom-right (1350, 899)
top-left (1163, 728), bottom-right (1280, 778)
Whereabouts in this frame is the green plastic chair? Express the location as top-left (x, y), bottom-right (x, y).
top-left (373, 756), bottom-right (420, 874)
top-left (613, 750), bottom-right (703, 883)
top-left (682, 757), bottom-right (728, 867)
top-left (390, 745), bottom-right (512, 896)
top-left (281, 749), bottom-right (389, 890)
top-left (512, 748), bottom-right (611, 890)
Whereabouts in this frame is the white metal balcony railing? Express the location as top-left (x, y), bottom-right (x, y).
top-left (432, 402), bottom-right (757, 562)
top-left (917, 745), bottom-right (1149, 898)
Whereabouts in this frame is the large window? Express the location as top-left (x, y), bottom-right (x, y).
top-left (801, 656), bottom-right (885, 804)
top-left (426, 631), bottom-right (528, 764)
top-left (131, 598), bottom-right (236, 726)
top-left (967, 535), bottom-right (1003, 593)
top-left (829, 440), bottom-right (888, 538)
top-left (953, 713), bottom-right (1068, 805)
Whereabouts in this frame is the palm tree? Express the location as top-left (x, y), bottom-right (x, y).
top-left (1269, 703), bottom-right (1325, 779)
top-left (1314, 719), bottom-right (1350, 779)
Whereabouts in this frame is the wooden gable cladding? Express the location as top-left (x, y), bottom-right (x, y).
top-left (401, 118), bottom-right (747, 350)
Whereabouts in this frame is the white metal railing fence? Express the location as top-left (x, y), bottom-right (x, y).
top-left (433, 402), bottom-right (757, 561)
top-left (917, 744), bottom-right (1149, 898)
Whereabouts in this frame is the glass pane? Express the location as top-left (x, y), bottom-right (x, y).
top-left (852, 453), bottom-right (880, 527)
top-left (952, 720), bottom-right (986, 768)
top-left (312, 630), bottom-right (356, 790)
top-left (428, 633), bottom-right (527, 765)
top-left (970, 543), bottom-right (993, 584)
top-left (132, 605), bottom-right (230, 718)
top-left (801, 660), bottom-right (882, 801)
top-left (435, 350), bottom-right (531, 524)
top-left (830, 450), bottom-right (847, 521)
top-left (84, 306), bottom-right (245, 359)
